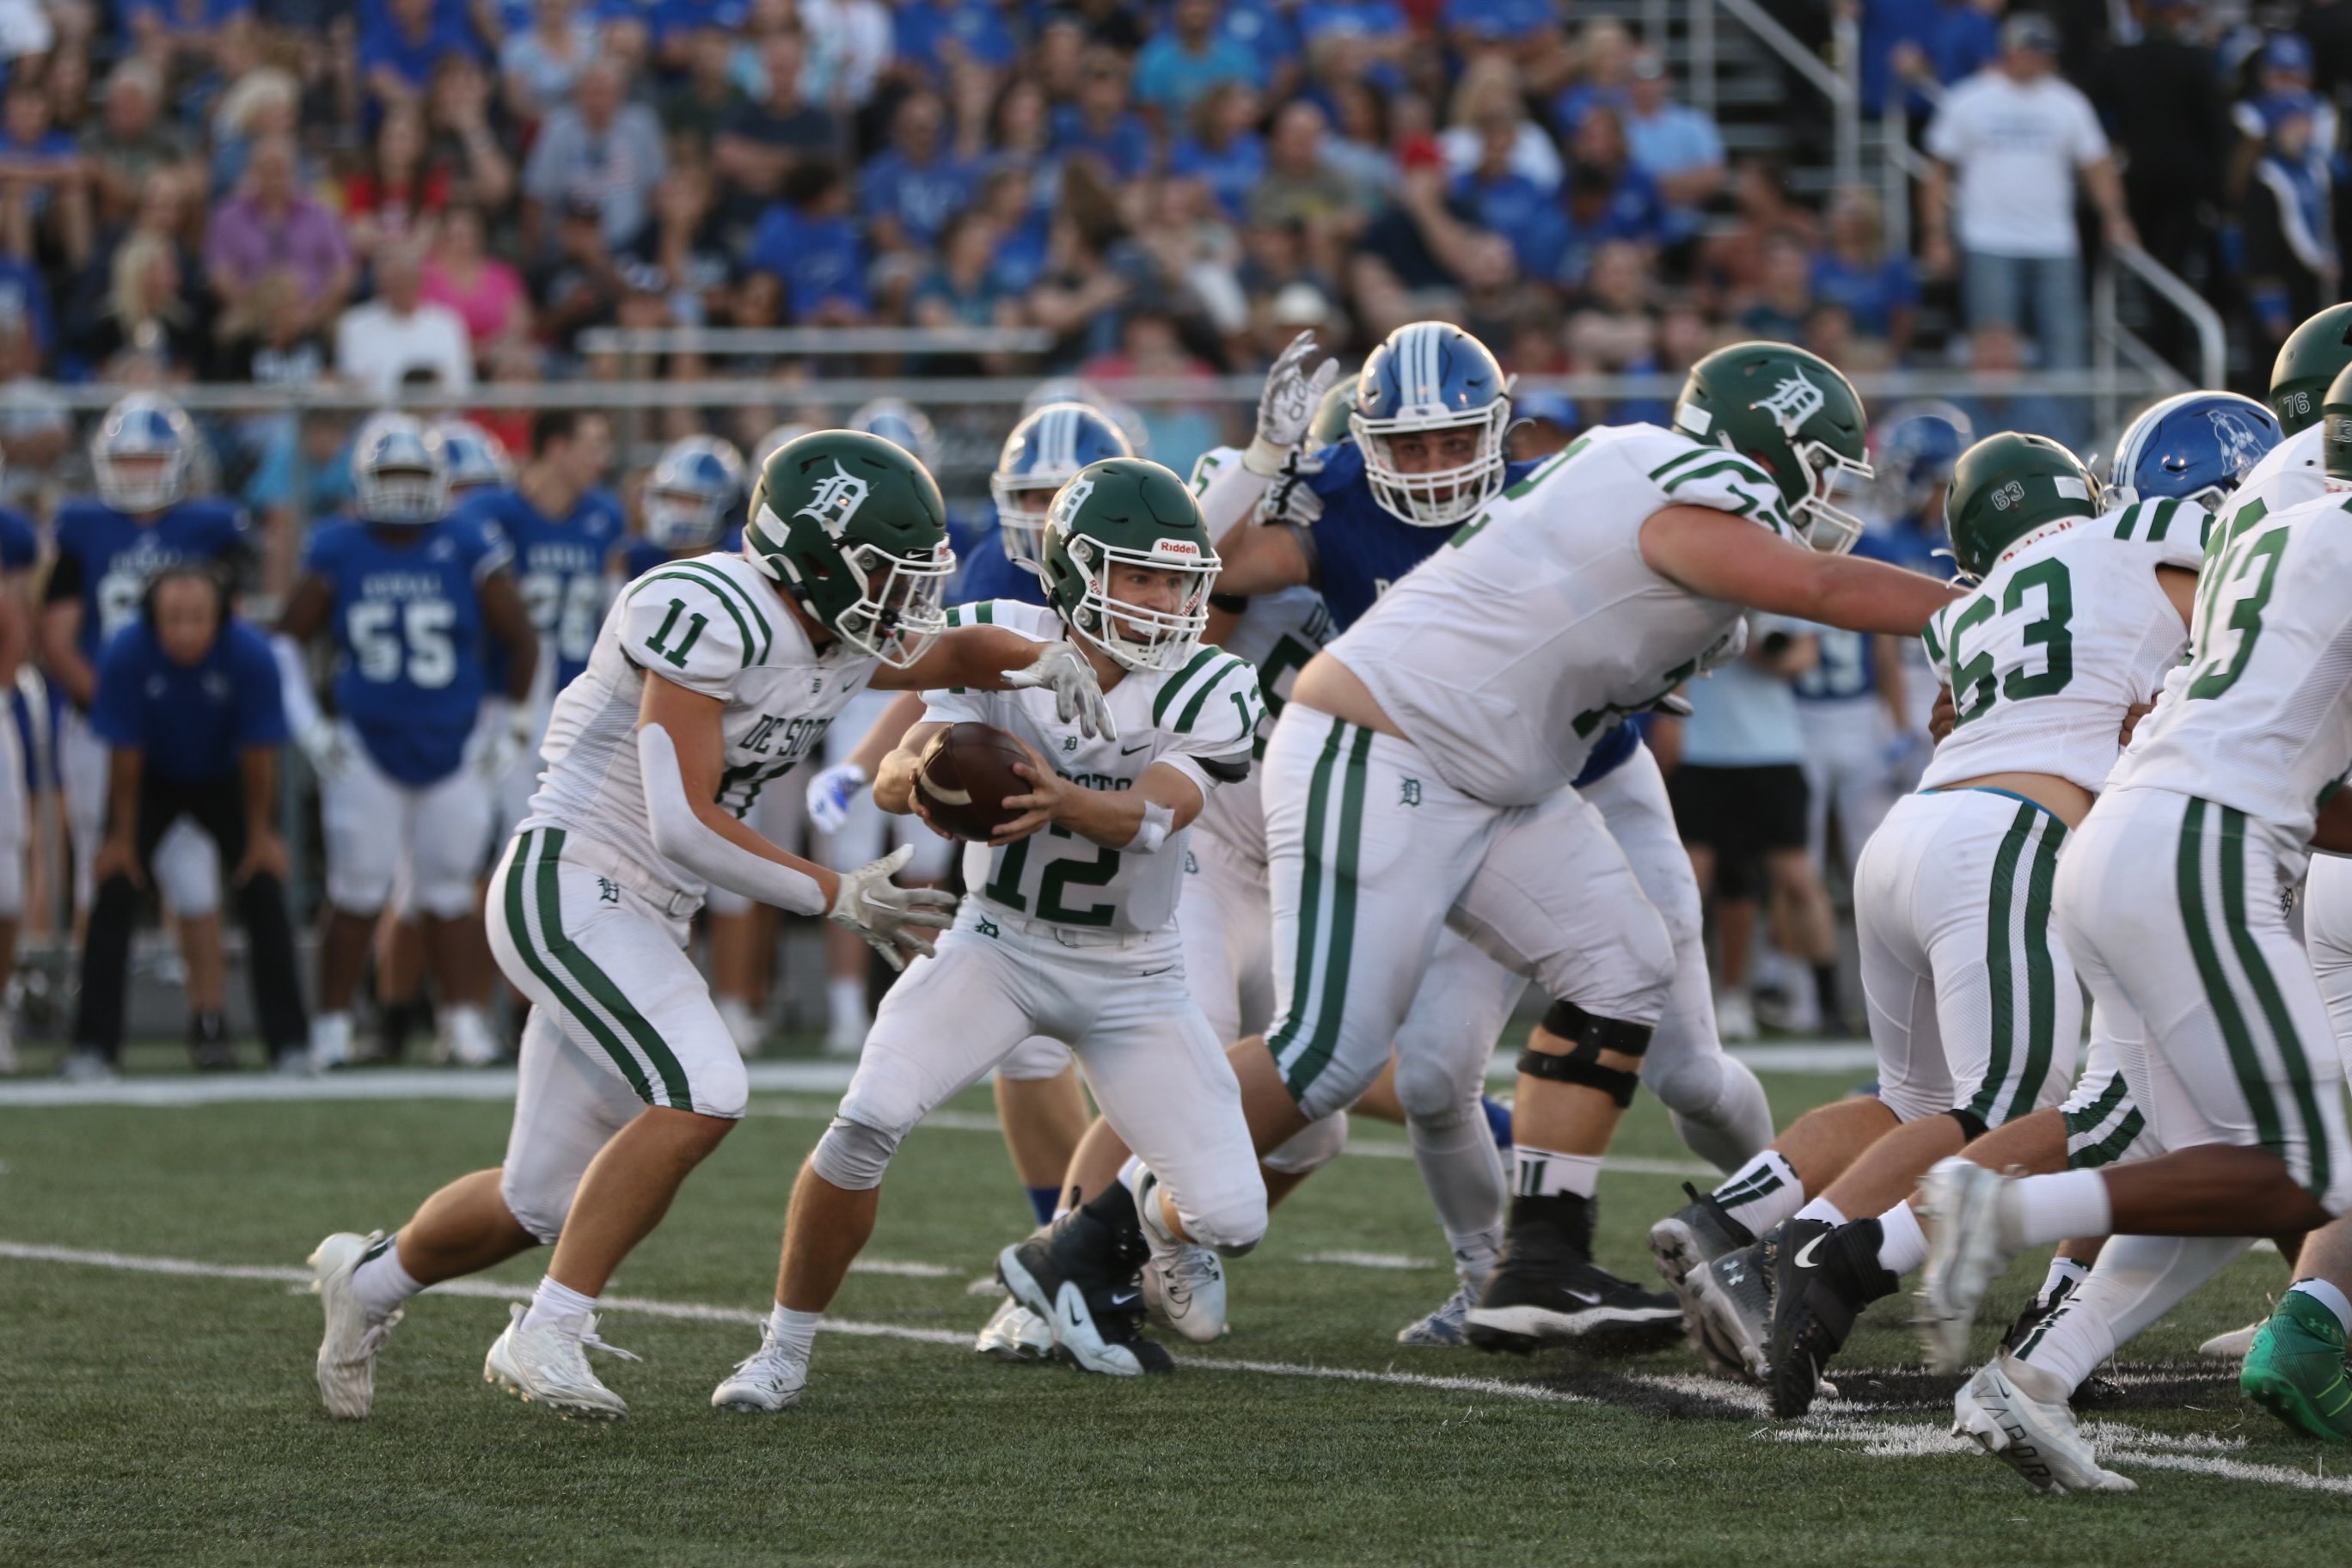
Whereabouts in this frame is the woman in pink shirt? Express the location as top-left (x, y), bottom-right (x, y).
top-left (420, 202), bottom-right (530, 348)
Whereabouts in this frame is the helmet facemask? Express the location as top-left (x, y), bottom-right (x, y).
top-left (356, 462), bottom-right (448, 526)
top-left (1351, 401), bottom-right (1510, 527)
top-left (988, 476), bottom-right (1059, 576)
top-left (1057, 529), bottom-right (1217, 672)
top-left (645, 484), bottom-right (730, 550)
top-left (1786, 437), bottom-right (1875, 554)
top-left (805, 536), bottom-right (954, 669)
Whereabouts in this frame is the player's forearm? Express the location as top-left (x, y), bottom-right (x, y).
top-left (893, 626), bottom-right (1036, 691)
top-left (1801, 558), bottom-right (1962, 638)
top-left (503, 627), bottom-right (540, 702)
top-left (105, 748), bottom-right (141, 839)
top-left (874, 726), bottom-right (944, 816)
top-left (638, 720), bottom-right (838, 914)
top-left (1054, 782), bottom-right (1148, 849)
top-left (240, 747), bottom-right (278, 838)
top-left (851, 692), bottom-right (927, 781)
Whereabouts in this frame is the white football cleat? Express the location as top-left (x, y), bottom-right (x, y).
top-left (973, 1295), bottom-right (1055, 1362)
top-left (2199, 1320), bottom-right (2263, 1361)
top-left (711, 1337), bottom-right (808, 1412)
top-left (1915, 1157), bottom-right (2020, 1373)
top-left (1953, 1351), bottom-right (2135, 1494)
top-left (309, 1230), bottom-right (401, 1419)
top-left (1142, 1243), bottom-right (1226, 1344)
top-left (483, 1304), bottom-right (636, 1419)
top-left (309, 1013), bottom-right (353, 1072)
top-left (440, 1006), bottom-right (502, 1068)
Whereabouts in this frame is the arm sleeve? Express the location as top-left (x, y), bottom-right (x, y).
top-left (1192, 443), bottom-right (1277, 540)
top-left (638, 720), bottom-right (829, 916)
top-left (616, 572), bottom-right (752, 698)
top-left (2068, 90), bottom-right (2110, 165)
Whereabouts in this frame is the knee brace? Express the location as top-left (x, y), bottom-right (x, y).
top-left (1524, 1000), bottom-right (1652, 1109)
top-left (807, 1116), bottom-right (902, 1191)
top-left (1263, 1110), bottom-right (1350, 1175)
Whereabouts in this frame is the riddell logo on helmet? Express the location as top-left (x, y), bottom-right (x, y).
top-left (1154, 540), bottom-right (1201, 557)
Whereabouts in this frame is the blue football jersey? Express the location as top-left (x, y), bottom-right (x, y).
top-left (0, 505), bottom-right (37, 573)
top-left (1301, 447), bottom-right (1637, 787)
top-left (948, 506), bottom-right (1049, 609)
top-left (457, 486), bottom-right (626, 691)
top-left (1797, 532), bottom-right (1902, 705)
top-left (613, 525), bottom-right (744, 588)
top-left (52, 497), bottom-right (248, 666)
top-left (306, 514), bottom-right (511, 785)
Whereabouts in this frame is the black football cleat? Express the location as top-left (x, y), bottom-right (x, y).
top-left (1464, 1253), bottom-right (1685, 1355)
top-left (995, 1199), bottom-right (1171, 1377)
top-left (1766, 1217), bottom-right (1898, 1418)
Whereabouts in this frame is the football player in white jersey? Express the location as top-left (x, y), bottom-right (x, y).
top-left (708, 457), bottom-right (1270, 1409)
top-left (302, 431), bottom-right (1112, 1421)
top-left (1665, 432), bottom-right (2208, 1414)
top-left (1915, 368), bottom-right (2352, 1492)
top-left (1030, 342), bottom-right (1958, 1351)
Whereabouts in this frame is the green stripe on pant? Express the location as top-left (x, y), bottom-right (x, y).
top-left (1969, 804), bottom-right (2037, 1124)
top-left (500, 830), bottom-right (657, 1105)
top-left (2177, 798), bottom-right (2290, 1161)
top-left (1276, 720), bottom-right (1374, 1102)
top-left (2002, 812), bottom-right (2067, 1124)
top-left (532, 829), bottom-right (696, 1112)
top-left (1268, 719), bottom-right (1344, 1068)
top-left (2216, 805), bottom-right (2330, 1201)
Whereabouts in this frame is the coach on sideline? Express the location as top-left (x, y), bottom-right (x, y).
top-left (62, 564), bottom-right (309, 1079)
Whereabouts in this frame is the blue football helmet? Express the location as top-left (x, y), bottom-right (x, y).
top-left (432, 418), bottom-right (514, 498)
top-left (849, 397), bottom-right (940, 473)
top-left (2107, 390), bottom-right (2282, 511)
top-left (643, 434), bottom-right (748, 550)
top-left (990, 401), bottom-right (1133, 573)
top-left (1871, 401), bottom-right (1975, 518)
top-left (1022, 377), bottom-right (1150, 456)
top-left (350, 413), bottom-right (450, 526)
top-left (91, 392), bottom-right (199, 513)
top-left (1349, 322), bottom-right (1510, 526)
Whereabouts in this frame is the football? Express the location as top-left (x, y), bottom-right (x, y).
top-left (915, 721), bottom-right (1034, 840)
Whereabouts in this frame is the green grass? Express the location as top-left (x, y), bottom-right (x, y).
top-left (2, 1069), bottom-right (2346, 1567)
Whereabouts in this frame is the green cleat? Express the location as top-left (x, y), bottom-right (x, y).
top-left (2241, 1290), bottom-right (2352, 1442)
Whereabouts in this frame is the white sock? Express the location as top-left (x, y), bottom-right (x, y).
top-left (2037, 1254), bottom-right (2092, 1309)
top-left (1996, 1169), bottom-right (2112, 1251)
top-left (1874, 1202), bottom-right (1929, 1277)
top-left (1794, 1196), bottom-right (1848, 1227)
top-left (763, 1302), bottom-right (823, 1363)
top-left (827, 977), bottom-right (867, 1028)
top-left (350, 1236), bottom-right (423, 1319)
top-left (2012, 1234), bottom-right (2251, 1389)
top-left (2288, 1278), bottom-right (2352, 1332)
top-left (1711, 1149), bottom-right (1804, 1233)
top-left (1513, 1146), bottom-right (1602, 1199)
top-left (518, 1275), bottom-right (600, 1338)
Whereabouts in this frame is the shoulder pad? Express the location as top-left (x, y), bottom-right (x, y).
top-left (625, 560), bottom-right (773, 693)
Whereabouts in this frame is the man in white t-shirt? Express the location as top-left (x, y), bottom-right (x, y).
top-left (333, 244), bottom-right (475, 399)
top-left (1920, 12), bottom-right (2136, 371)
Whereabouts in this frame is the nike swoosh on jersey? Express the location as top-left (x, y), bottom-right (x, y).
top-left (1120, 743), bottom-right (1150, 755)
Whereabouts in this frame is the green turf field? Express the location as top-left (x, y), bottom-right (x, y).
top-left (2, 1062), bottom-right (2346, 1567)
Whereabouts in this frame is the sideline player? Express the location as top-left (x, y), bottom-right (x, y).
top-left (1031, 341), bottom-right (1957, 1356)
top-left (0, 460), bottom-right (34, 1072)
top-left (41, 394), bottom-right (243, 1071)
top-left (1917, 366), bottom-right (2352, 1492)
top-left (708, 456), bottom-right (1265, 1407)
top-left (273, 417), bottom-right (541, 1072)
top-left (304, 430), bottom-right (1112, 1420)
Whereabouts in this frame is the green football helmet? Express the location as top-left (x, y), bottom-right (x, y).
top-left (2318, 362), bottom-right (2352, 484)
top-left (1943, 432), bottom-right (2100, 580)
top-left (1672, 341), bottom-right (1873, 553)
top-left (1309, 372), bottom-right (1360, 449)
top-left (742, 429), bottom-right (954, 668)
top-left (1039, 456), bottom-right (1219, 671)
top-left (2269, 303), bottom-right (2352, 434)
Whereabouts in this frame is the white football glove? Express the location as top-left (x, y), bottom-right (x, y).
top-left (1244, 330), bottom-right (1341, 475)
top-left (805, 762), bottom-right (869, 834)
top-left (473, 701), bottom-right (536, 782)
top-left (827, 844), bottom-right (959, 971)
top-left (1255, 448), bottom-right (1326, 528)
top-left (297, 718), bottom-right (354, 781)
top-left (1003, 641), bottom-right (1116, 741)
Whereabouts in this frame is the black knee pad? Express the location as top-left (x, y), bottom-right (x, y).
top-left (1946, 1107), bottom-right (1988, 1143)
top-left (1522, 1001), bottom-right (1653, 1110)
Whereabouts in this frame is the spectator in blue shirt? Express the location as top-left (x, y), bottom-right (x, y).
top-left (1446, 0), bottom-right (1559, 48)
top-left (861, 90), bottom-right (979, 256)
top-left (1553, 16), bottom-right (1635, 138)
top-left (1809, 186), bottom-right (1919, 359)
top-left (893, 0), bottom-right (1016, 81)
top-left (1621, 49), bottom-right (1725, 242)
top-left (1924, 0), bottom-right (2002, 88)
top-left (1168, 82), bottom-right (1266, 223)
top-left (1052, 53), bottom-right (1155, 183)
top-left (1454, 111), bottom-right (1570, 280)
top-left (1551, 107), bottom-right (1670, 287)
top-left (69, 564), bottom-right (308, 1076)
top-left (1136, 0), bottom-right (1263, 129)
top-left (1856, 0), bottom-right (1939, 116)
top-left (361, 0), bottom-right (484, 110)
top-left (749, 160), bottom-right (869, 321)
top-left (0, 78), bottom-right (89, 263)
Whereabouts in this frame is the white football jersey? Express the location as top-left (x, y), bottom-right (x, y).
top-left (2205, 420), bottom-right (2324, 567)
top-left (2111, 487), bottom-right (2352, 854)
top-left (523, 550), bottom-right (873, 895)
top-left (1919, 498), bottom-right (2204, 794)
top-left (1336, 423), bottom-right (1793, 805)
top-left (1195, 585), bottom-right (1332, 862)
top-left (923, 600), bottom-right (1264, 935)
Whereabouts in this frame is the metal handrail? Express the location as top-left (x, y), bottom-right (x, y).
top-left (574, 326), bottom-right (1055, 356)
top-left (2110, 244), bottom-right (2227, 392)
top-left (1698, 0), bottom-right (1861, 188)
